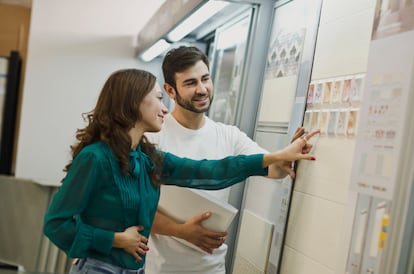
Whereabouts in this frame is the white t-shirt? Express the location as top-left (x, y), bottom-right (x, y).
top-left (145, 114), bottom-right (266, 274)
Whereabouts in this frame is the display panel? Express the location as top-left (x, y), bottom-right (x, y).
top-left (347, 1), bottom-right (414, 273)
top-left (279, 1), bottom-right (377, 274)
top-left (208, 13), bottom-right (251, 125)
top-left (242, 0), bottom-right (323, 273)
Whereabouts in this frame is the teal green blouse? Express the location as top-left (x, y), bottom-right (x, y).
top-left (43, 142), bottom-right (267, 270)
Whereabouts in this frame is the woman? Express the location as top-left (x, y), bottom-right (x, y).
top-left (43, 69), bottom-right (317, 274)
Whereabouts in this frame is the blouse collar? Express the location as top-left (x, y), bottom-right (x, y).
top-left (129, 146), bottom-right (154, 178)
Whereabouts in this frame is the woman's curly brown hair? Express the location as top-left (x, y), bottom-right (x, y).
top-left (64, 69), bottom-right (163, 186)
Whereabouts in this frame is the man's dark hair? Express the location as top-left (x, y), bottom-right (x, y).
top-left (162, 46), bottom-right (209, 89)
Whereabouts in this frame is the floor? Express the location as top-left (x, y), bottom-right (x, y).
top-left (0, 265), bottom-right (45, 274)
top-left (0, 269), bottom-right (46, 274)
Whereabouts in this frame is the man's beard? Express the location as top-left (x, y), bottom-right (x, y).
top-left (175, 91), bottom-right (213, 113)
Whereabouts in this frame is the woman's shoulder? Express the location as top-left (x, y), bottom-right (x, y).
top-left (78, 142), bottom-right (112, 160)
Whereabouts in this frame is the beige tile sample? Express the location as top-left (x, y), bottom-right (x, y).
top-left (284, 192), bottom-right (346, 270)
top-left (232, 209), bottom-right (274, 274)
top-left (258, 76), bottom-right (297, 123)
top-left (312, 1), bottom-right (376, 79)
top-left (280, 246), bottom-right (334, 274)
top-left (295, 136), bottom-right (355, 204)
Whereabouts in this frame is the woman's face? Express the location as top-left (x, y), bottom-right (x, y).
top-left (139, 82), bottom-right (168, 132)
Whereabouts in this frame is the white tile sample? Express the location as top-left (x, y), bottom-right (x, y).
top-left (294, 136), bottom-right (355, 204)
top-left (284, 192), bottom-right (346, 270)
top-left (312, 2), bottom-right (376, 79)
top-left (258, 75), bottom-right (297, 123)
top-left (233, 209), bottom-right (274, 273)
top-left (280, 246), bottom-right (334, 274)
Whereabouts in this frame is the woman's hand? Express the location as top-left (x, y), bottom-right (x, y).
top-left (263, 129), bottom-right (320, 168)
top-left (269, 127), bottom-right (306, 179)
top-left (113, 225), bottom-right (149, 262)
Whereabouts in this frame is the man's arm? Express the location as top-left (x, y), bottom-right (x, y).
top-left (152, 210), bottom-right (227, 254)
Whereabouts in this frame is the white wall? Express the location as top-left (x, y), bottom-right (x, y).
top-left (15, 0), bottom-right (164, 184)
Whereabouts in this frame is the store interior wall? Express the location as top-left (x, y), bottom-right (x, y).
top-left (2, 0), bottom-right (406, 273)
top-left (238, 1), bottom-right (322, 272)
top-left (14, 0), bottom-right (164, 185)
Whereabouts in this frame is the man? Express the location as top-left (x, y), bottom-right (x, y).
top-left (145, 46), bottom-right (304, 274)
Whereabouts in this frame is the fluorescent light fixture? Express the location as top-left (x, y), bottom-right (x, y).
top-left (140, 39), bottom-right (171, 62)
top-left (167, 0), bottom-right (230, 42)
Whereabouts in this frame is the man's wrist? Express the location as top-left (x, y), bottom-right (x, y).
top-left (171, 223), bottom-right (186, 239)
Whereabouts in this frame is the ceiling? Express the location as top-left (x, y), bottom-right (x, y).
top-left (0, 0), bottom-right (168, 36)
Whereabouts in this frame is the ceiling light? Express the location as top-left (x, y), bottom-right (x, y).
top-left (167, 0), bottom-right (230, 42)
top-left (140, 39), bottom-right (171, 62)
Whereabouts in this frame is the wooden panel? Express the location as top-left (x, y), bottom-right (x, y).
top-left (0, 5), bottom-right (30, 57)
top-left (0, 4), bottom-right (31, 174)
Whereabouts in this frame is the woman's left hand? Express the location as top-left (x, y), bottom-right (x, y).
top-left (113, 225), bottom-right (149, 262)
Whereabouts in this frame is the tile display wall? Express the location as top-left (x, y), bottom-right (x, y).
top-left (303, 74), bottom-right (364, 137)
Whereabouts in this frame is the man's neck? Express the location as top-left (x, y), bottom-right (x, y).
top-left (171, 108), bottom-right (205, 130)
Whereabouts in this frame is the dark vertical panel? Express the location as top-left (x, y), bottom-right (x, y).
top-left (0, 51), bottom-right (21, 174)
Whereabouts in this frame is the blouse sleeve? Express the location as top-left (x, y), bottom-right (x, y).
top-left (43, 151), bottom-right (114, 258)
top-left (159, 152), bottom-right (268, 189)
